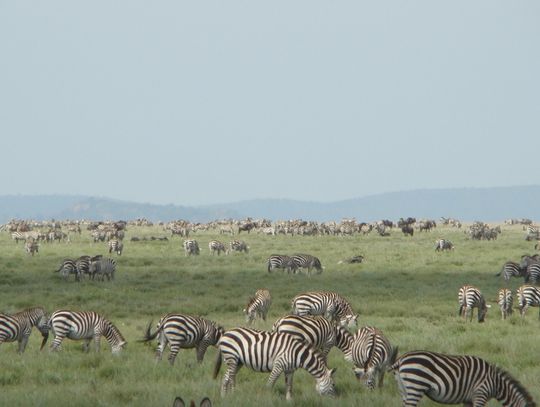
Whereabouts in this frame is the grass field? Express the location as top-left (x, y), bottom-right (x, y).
top-left (0, 223), bottom-right (539, 406)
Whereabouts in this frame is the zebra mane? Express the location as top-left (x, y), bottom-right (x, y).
top-left (495, 365), bottom-right (536, 406)
top-left (104, 319), bottom-right (126, 342)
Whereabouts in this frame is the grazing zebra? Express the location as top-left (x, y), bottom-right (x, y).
top-left (524, 263), bottom-right (540, 285)
top-left (56, 259), bottom-right (80, 281)
top-left (208, 240), bottom-right (226, 255)
top-left (213, 327), bottom-right (337, 400)
top-left (458, 285), bottom-right (490, 323)
top-left (434, 239), bottom-right (454, 251)
top-left (496, 261), bottom-right (527, 282)
top-left (0, 307), bottom-right (49, 353)
top-left (89, 257), bottom-right (117, 281)
top-left (227, 240), bottom-right (249, 254)
top-left (516, 285), bottom-right (540, 319)
top-left (291, 291), bottom-right (358, 328)
top-left (498, 288), bottom-right (513, 320)
top-left (525, 225), bottom-right (539, 241)
top-left (11, 231), bottom-right (27, 243)
top-left (390, 350), bottom-right (536, 406)
top-left (141, 313), bottom-right (224, 365)
top-left (108, 238), bottom-right (123, 255)
top-left (244, 289), bottom-right (272, 325)
top-left (349, 326), bottom-right (398, 390)
top-left (272, 315), bottom-right (345, 360)
top-left (291, 254), bottom-right (323, 275)
top-left (48, 310), bottom-right (126, 354)
top-left (24, 240), bottom-right (39, 256)
top-left (267, 254), bottom-right (297, 274)
top-left (183, 239), bottom-right (200, 256)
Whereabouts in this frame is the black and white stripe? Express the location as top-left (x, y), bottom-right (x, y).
top-left (525, 263), bottom-right (540, 285)
top-left (56, 259), bottom-right (80, 281)
top-left (496, 261), bottom-right (526, 282)
top-left (272, 314), bottom-right (355, 362)
top-left (517, 285), bottom-right (540, 319)
top-left (0, 307), bottom-right (49, 353)
top-left (108, 238), bottom-right (123, 255)
top-left (291, 291), bottom-right (358, 328)
top-left (183, 240), bottom-right (200, 256)
top-left (434, 239), bottom-right (454, 251)
top-left (267, 254), bottom-right (296, 274)
top-left (498, 288), bottom-right (513, 320)
top-left (228, 240), bottom-right (249, 254)
top-left (243, 289), bottom-right (272, 325)
top-left (291, 254), bottom-right (323, 275)
top-left (208, 240), bottom-right (226, 255)
top-left (49, 310), bottom-right (126, 354)
top-left (348, 326), bottom-right (397, 390)
top-left (390, 350), bottom-right (536, 406)
top-left (141, 313), bottom-right (224, 365)
top-left (89, 257), bottom-right (117, 281)
top-left (213, 327), bottom-right (336, 400)
top-left (458, 285), bottom-right (489, 323)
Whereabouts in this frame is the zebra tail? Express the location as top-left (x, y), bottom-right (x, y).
top-left (138, 320), bottom-right (159, 343)
top-left (212, 349), bottom-right (222, 380)
top-left (40, 331), bottom-right (49, 351)
top-left (389, 346), bottom-right (399, 366)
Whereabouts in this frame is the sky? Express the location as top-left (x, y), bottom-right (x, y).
top-left (1, 1), bottom-right (539, 206)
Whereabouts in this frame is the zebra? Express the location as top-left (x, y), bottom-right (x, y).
top-left (434, 239), bottom-right (454, 251)
top-left (525, 263), bottom-right (540, 285)
top-left (89, 257), bottom-right (117, 281)
top-left (498, 288), bottom-right (513, 320)
top-left (390, 350), bottom-right (536, 406)
top-left (291, 291), bottom-right (358, 328)
top-left (525, 225), bottom-right (539, 241)
top-left (55, 259), bottom-right (80, 281)
top-left (141, 313), bottom-right (224, 365)
top-left (458, 285), bottom-right (490, 323)
top-left (108, 238), bottom-right (123, 255)
top-left (243, 289), bottom-right (272, 325)
top-left (173, 397), bottom-right (212, 407)
top-left (496, 261), bottom-right (527, 282)
top-left (348, 326), bottom-right (398, 390)
top-left (48, 310), bottom-right (126, 354)
top-left (272, 314), bottom-right (344, 360)
top-left (291, 254), bottom-right (323, 275)
top-left (0, 307), bottom-right (49, 353)
top-left (213, 327), bottom-right (337, 400)
top-left (267, 254), bottom-right (297, 274)
top-left (516, 285), bottom-right (540, 319)
top-left (227, 240), bottom-right (249, 254)
top-left (183, 239), bottom-right (200, 256)
top-left (208, 240), bottom-right (226, 255)
top-left (24, 239), bottom-right (39, 256)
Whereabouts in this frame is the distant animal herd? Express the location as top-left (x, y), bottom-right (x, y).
top-left (1, 216), bottom-right (539, 406)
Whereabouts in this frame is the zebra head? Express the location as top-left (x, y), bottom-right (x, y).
top-left (111, 340), bottom-right (127, 355)
top-left (478, 300), bottom-right (491, 323)
top-left (315, 367), bottom-right (337, 397)
top-left (340, 314), bottom-right (358, 329)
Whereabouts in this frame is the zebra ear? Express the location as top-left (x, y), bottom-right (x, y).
top-left (330, 368), bottom-right (337, 376)
top-left (200, 397), bottom-right (212, 407)
top-left (173, 397), bottom-right (185, 407)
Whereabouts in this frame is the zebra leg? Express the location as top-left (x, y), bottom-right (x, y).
top-left (50, 335), bottom-right (65, 351)
top-left (221, 360), bottom-right (239, 396)
top-left (394, 372), bottom-right (424, 407)
top-left (267, 359), bottom-right (285, 389)
top-left (196, 342), bottom-right (209, 363)
top-left (82, 339), bottom-right (91, 353)
top-left (17, 335), bottom-right (29, 354)
top-left (284, 372), bottom-right (294, 400)
top-left (168, 344), bottom-right (180, 365)
top-left (94, 335), bottom-right (101, 352)
top-left (155, 333), bottom-right (166, 362)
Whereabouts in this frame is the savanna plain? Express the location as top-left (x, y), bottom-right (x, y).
top-left (0, 222), bottom-right (539, 406)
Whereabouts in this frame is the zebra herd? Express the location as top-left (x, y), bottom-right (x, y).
top-left (498, 254), bottom-right (540, 285)
top-left (182, 239), bottom-right (249, 256)
top-left (56, 256), bottom-right (117, 282)
top-left (267, 253), bottom-right (323, 275)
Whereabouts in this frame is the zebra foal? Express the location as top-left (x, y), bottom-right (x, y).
top-left (243, 289), bottom-right (272, 325)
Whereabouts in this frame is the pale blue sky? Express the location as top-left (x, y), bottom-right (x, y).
top-left (1, 1), bottom-right (539, 206)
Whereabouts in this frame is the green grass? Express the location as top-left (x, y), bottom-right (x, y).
top-left (0, 224), bottom-right (539, 406)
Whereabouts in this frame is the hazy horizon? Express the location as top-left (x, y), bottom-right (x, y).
top-left (2, 2), bottom-right (539, 206)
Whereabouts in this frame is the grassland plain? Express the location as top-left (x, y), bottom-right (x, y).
top-left (0, 223), bottom-right (538, 406)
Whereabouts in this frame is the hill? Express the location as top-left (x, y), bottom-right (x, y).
top-left (0, 185), bottom-right (539, 223)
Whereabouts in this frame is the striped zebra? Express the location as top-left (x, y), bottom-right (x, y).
top-left (458, 285), bottom-right (490, 323)
top-left (291, 254), bottom-right (323, 275)
top-left (0, 307), bottom-right (49, 353)
top-left (213, 327), bottom-right (337, 400)
top-left (498, 288), bottom-right (513, 320)
top-left (56, 259), bottom-right (80, 281)
top-left (517, 285), bottom-right (540, 319)
top-left (108, 238), bottom-right (123, 255)
top-left (291, 291), bottom-right (358, 328)
top-left (390, 350), bottom-right (536, 406)
top-left (227, 240), bottom-right (249, 254)
top-left (49, 310), bottom-right (126, 354)
top-left (272, 315), bottom-right (351, 360)
top-left (525, 263), bottom-right (540, 285)
top-left (183, 239), bottom-right (200, 256)
top-left (496, 261), bottom-right (527, 283)
top-left (208, 240), bottom-right (226, 255)
top-left (89, 257), bottom-right (117, 281)
top-left (141, 313), bottom-right (224, 365)
top-left (348, 326), bottom-right (397, 390)
top-left (243, 289), bottom-right (272, 325)
top-left (267, 254), bottom-right (297, 274)
top-left (525, 225), bottom-right (539, 241)
top-left (434, 239), bottom-right (454, 251)
top-left (24, 239), bottom-right (39, 255)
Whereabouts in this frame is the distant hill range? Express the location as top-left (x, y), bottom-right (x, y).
top-left (1, 186), bottom-right (539, 223)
